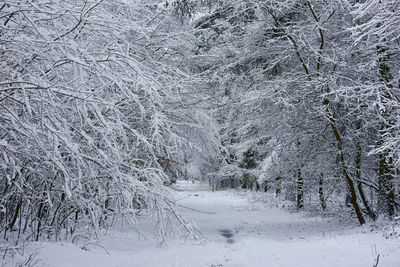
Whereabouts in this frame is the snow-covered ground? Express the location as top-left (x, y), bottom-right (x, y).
top-left (2, 180), bottom-right (400, 267)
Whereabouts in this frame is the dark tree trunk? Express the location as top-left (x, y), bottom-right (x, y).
top-left (355, 126), bottom-right (376, 220)
top-left (377, 45), bottom-right (396, 218)
top-left (275, 176), bottom-right (281, 196)
top-left (318, 174), bottom-right (326, 211)
top-left (378, 154), bottom-right (395, 217)
top-left (326, 105), bottom-right (365, 224)
top-left (297, 169), bottom-right (304, 210)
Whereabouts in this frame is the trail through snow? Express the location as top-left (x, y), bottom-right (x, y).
top-left (6, 180), bottom-right (400, 267)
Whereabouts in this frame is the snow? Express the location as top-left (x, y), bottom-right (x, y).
top-left (2, 180), bottom-right (400, 267)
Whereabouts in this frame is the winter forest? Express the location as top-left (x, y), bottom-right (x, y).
top-left (1, 0), bottom-right (400, 266)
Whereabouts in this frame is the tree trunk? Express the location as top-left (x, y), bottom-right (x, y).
top-left (318, 174), bottom-right (326, 211)
top-left (377, 45), bottom-right (396, 218)
top-left (297, 169), bottom-right (304, 210)
top-left (275, 176), bottom-right (281, 196)
top-left (378, 153), bottom-right (395, 217)
top-left (326, 104), bottom-right (365, 225)
top-left (355, 126), bottom-right (376, 220)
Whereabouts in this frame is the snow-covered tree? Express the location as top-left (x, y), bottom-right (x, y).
top-left (0, 0), bottom-right (205, 242)
top-left (350, 0), bottom-right (400, 217)
top-left (189, 0), bottom-right (400, 223)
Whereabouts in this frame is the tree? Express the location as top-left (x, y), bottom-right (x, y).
top-left (350, 0), bottom-right (400, 217)
top-left (0, 0), bottom-right (203, 242)
top-left (189, 0), bottom-right (400, 223)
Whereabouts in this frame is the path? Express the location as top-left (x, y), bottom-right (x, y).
top-left (13, 180), bottom-right (400, 267)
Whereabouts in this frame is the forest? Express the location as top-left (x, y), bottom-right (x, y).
top-left (1, 0), bottom-right (399, 266)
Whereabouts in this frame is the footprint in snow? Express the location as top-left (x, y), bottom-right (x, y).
top-left (219, 229), bottom-right (235, 244)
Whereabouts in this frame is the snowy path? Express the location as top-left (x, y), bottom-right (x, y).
top-left (11, 181), bottom-right (400, 267)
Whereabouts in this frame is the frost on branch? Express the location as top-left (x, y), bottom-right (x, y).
top-left (0, 0), bottom-right (202, 242)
